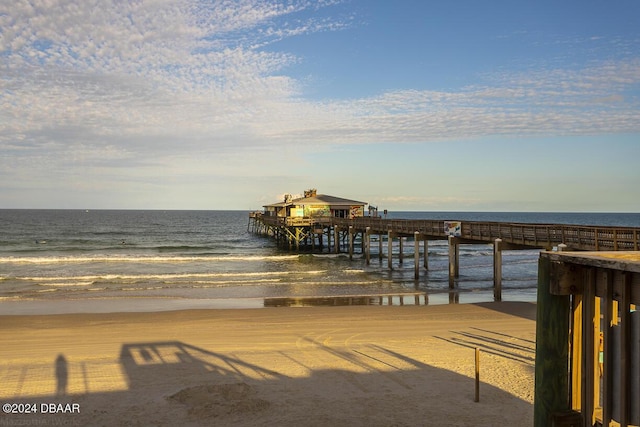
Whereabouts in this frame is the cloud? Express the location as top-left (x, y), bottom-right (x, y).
top-left (1, 0), bottom-right (639, 189)
top-left (1, 1), bottom-right (333, 169)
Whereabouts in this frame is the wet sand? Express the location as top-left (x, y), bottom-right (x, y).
top-left (0, 302), bottom-right (536, 426)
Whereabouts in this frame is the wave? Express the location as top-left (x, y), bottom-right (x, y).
top-left (430, 251), bottom-right (493, 257)
top-left (18, 270), bottom-right (329, 284)
top-left (307, 253), bottom-right (351, 260)
top-left (0, 254), bottom-right (300, 264)
top-left (503, 259), bottom-right (538, 265)
top-left (37, 281), bottom-right (95, 287)
top-left (189, 279), bottom-right (283, 285)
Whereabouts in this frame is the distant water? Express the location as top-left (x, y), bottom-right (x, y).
top-left (1, 210), bottom-right (638, 314)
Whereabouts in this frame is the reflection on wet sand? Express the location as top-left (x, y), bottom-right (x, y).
top-left (260, 289), bottom-right (476, 307)
top-left (264, 293), bottom-right (433, 307)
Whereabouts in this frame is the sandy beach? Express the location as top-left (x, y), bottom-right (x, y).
top-left (0, 302), bottom-right (536, 426)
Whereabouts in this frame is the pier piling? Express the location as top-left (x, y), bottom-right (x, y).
top-left (349, 226), bottom-right (354, 260)
top-left (365, 227), bottom-right (371, 265)
top-left (494, 238), bottom-right (502, 301)
top-left (414, 232), bottom-right (420, 280)
top-left (448, 236), bottom-right (459, 288)
top-left (387, 231), bottom-right (393, 270)
top-left (424, 237), bottom-right (429, 271)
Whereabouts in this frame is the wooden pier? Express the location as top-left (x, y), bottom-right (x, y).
top-left (534, 251), bottom-right (640, 427)
top-left (249, 212), bottom-right (640, 300)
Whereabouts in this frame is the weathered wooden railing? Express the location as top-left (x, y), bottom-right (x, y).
top-left (535, 252), bottom-right (640, 427)
top-left (313, 217), bottom-right (640, 251)
top-left (251, 213), bottom-right (640, 251)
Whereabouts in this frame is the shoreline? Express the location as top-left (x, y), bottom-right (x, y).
top-left (0, 302), bottom-right (536, 426)
top-left (0, 289), bottom-right (537, 315)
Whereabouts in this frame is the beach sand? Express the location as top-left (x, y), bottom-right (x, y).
top-left (0, 302), bottom-right (536, 426)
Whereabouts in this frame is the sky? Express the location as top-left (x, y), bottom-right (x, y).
top-left (1, 0), bottom-right (639, 212)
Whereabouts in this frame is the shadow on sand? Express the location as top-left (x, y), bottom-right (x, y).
top-left (473, 301), bottom-right (537, 321)
top-left (0, 337), bottom-right (533, 426)
top-left (55, 354), bottom-right (68, 397)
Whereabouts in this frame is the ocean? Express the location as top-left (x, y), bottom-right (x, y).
top-left (1, 210), bottom-right (639, 314)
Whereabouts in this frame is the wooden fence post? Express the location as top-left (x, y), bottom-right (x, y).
top-left (475, 347), bottom-right (480, 402)
top-left (534, 255), bottom-right (571, 427)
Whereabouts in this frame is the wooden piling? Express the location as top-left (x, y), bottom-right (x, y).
top-left (423, 237), bottom-right (429, 270)
top-left (494, 238), bottom-right (502, 301)
top-left (365, 227), bottom-right (371, 265)
top-left (349, 226), bottom-right (354, 260)
top-left (448, 236), bottom-right (459, 288)
top-left (414, 232), bottom-right (420, 280)
top-left (388, 231), bottom-right (393, 270)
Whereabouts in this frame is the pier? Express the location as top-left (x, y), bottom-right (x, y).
top-left (248, 212), bottom-right (640, 300)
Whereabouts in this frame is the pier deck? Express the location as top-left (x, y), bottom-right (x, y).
top-left (250, 213), bottom-right (639, 251)
top-left (249, 213), bottom-right (640, 300)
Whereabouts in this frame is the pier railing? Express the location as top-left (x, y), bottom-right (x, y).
top-left (250, 212), bottom-right (640, 251)
top-left (314, 217), bottom-right (640, 251)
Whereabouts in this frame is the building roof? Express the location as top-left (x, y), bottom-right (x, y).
top-left (263, 201), bottom-right (290, 208)
top-left (292, 194), bottom-right (367, 206)
top-left (263, 193), bottom-right (367, 208)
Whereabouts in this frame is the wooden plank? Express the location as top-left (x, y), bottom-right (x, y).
top-left (602, 271), bottom-right (613, 427)
top-left (546, 252), bottom-right (640, 274)
top-left (571, 294), bottom-right (583, 412)
top-left (551, 262), bottom-right (585, 296)
top-left (581, 268), bottom-right (596, 427)
top-left (619, 272), bottom-right (631, 427)
top-left (593, 294), bottom-right (601, 426)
